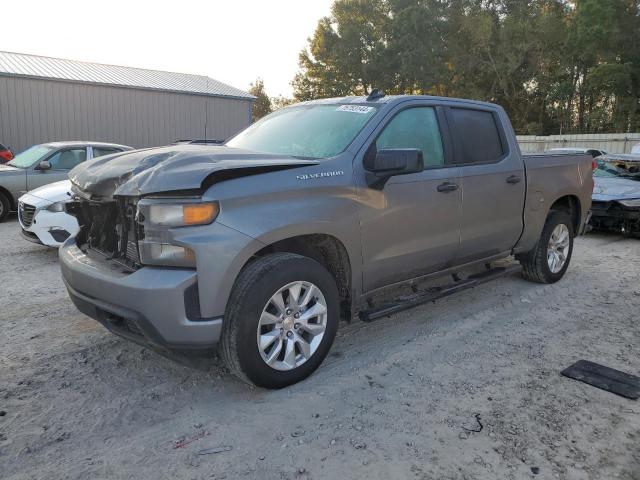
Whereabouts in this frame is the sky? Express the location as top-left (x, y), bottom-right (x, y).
top-left (2, 0), bottom-right (335, 97)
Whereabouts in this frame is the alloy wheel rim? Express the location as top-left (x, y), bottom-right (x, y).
top-left (256, 281), bottom-right (327, 371)
top-left (547, 224), bottom-right (570, 273)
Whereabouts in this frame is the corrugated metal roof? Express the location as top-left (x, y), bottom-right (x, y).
top-left (0, 51), bottom-right (254, 100)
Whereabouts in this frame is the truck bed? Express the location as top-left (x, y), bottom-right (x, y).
top-left (516, 152), bottom-right (594, 254)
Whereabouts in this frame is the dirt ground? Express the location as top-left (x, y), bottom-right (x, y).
top-left (1, 215), bottom-right (639, 480)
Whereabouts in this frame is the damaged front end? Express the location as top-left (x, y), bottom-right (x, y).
top-left (66, 190), bottom-right (144, 270)
top-left (589, 200), bottom-right (640, 237)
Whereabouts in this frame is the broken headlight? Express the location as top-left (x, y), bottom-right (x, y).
top-left (46, 201), bottom-right (67, 213)
top-left (618, 198), bottom-right (640, 208)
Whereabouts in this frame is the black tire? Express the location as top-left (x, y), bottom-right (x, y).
top-left (519, 210), bottom-right (574, 284)
top-left (0, 191), bottom-right (10, 222)
top-left (219, 252), bottom-right (339, 389)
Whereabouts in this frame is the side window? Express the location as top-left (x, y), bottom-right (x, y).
top-left (92, 147), bottom-right (120, 158)
top-left (375, 107), bottom-right (445, 168)
top-left (449, 108), bottom-right (505, 164)
top-left (47, 148), bottom-right (87, 170)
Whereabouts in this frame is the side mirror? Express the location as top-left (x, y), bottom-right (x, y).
top-left (364, 148), bottom-right (424, 177)
top-left (38, 160), bottom-right (52, 170)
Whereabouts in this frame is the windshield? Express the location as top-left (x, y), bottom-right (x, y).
top-left (7, 145), bottom-right (55, 168)
top-left (226, 104), bottom-right (378, 159)
top-left (594, 159), bottom-right (640, 181)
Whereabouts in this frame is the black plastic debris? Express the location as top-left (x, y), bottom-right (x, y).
top-left (561, 360), bottom-right (640, 400)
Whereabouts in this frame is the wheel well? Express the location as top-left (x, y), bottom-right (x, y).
top-left (0, 186), bottom-right (15, 210)
top-left (252, 234), bottom-right (352, 319)
top-left (550, 195), bottom-right (581, 234)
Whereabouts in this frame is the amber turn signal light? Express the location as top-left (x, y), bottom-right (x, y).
top-left (183, 203), bottom-right (219, 225)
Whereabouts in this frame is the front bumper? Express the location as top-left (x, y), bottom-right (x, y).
top-left (589, 201), bottom-right (640, 235)
top-left (19, 197), bottom-right (79, 247)
top-left (59, 239), bottom-right (223, 350)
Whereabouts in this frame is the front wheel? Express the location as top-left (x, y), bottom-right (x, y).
top-left (519, 210), bottom-right (574, 284)
top-left (219, 253), bottom-right (339, 388)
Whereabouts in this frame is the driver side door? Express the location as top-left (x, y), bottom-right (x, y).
top-left (26, 147), bottom-right (87, 191)
top-left (358, 104), bottom-right (462, 292)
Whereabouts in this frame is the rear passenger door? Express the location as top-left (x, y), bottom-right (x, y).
top-left (445, 107), bottom-right (526, 264)
top-left (359, 103), bottom-right (462, 292)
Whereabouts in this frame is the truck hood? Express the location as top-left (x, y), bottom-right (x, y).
top-left (593, 177), bottom-right (640, 201)
top-left (68, 145), bottom-right (319, 198)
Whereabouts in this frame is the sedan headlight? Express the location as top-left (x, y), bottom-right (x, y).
top-left (46, 201), bottom-right (67, 213)
top-left (618, 198), bottom-right (640, 208)
top-left (147, 202), bottom-right (219, 227)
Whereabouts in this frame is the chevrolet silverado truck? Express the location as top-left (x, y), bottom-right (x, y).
top-left (59, 94), bottom-right (594, 388)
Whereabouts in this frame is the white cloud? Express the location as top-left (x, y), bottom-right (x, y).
top-left (3, 0), bottom-right (333, 97)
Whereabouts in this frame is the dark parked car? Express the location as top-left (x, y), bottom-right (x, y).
top-left (0, 143), bottom-right (14, 163)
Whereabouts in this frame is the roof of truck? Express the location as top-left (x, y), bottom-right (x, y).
top-left (297, 94), bottom-right (502, 109)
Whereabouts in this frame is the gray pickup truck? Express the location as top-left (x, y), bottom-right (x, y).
top-left (59, 94), bottom-right (593, 388)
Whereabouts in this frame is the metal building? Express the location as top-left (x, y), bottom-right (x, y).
top-left (0, 51), bottom-right (254, 153)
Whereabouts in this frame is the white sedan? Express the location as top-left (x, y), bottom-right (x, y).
top-left (18, 180), bottom-right (78, 247)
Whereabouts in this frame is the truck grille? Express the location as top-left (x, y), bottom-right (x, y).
top-left (18, 201), bottom-right (36, 228)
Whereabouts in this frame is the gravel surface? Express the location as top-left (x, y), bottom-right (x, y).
top-left (1, 215), bottom-right (639, 480)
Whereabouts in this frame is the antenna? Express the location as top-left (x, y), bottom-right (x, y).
top-left (366, 89), bottom-right (385, 101)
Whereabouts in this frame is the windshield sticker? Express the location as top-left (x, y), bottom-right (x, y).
top-left (336, 105), bottom-right (374, 114)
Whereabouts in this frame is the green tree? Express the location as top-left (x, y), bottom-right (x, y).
top-left (270, 95), bottom-right (295, 110)
top-left (293, 0), bottom-right (640, 134)
top-left (248, 78), bottom-right (273, 122)
top-left (292, 0), bottom-right (392, 100)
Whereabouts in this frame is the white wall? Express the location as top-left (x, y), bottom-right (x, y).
top-left (517, 133), bottom-right (640, 154)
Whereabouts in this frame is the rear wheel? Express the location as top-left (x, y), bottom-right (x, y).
top-left (219, 253), bottom-right (339, 388)
top-left (0, 192), bottom-right (10, 222)
top-left (519, 211), bottom-right (574, 284)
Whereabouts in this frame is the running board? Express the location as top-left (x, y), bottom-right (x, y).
top-left (359, 264), bottom-right (522, 322)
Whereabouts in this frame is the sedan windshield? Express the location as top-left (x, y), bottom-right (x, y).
top-left (7, 145), bottom-right (55, 168)
top-left (226, 104), bottom-right (378, 159)
top-left (595, 159), bottom-right (640, 181)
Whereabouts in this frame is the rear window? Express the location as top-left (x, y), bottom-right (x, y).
top-left (450, 108), bottom-right (505, 164)
top-left (93, 147), bottom-right (120, 158)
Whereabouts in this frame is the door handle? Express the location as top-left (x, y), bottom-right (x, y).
top-left (437, 182), bottom-right (459, 193)
top-left (506, 175), bottom-right (522, 184)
